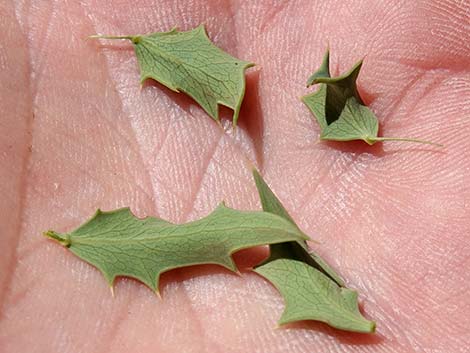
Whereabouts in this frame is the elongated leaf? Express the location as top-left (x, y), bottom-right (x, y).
top-left (252, 169), bottom-right (345, 286)
top-left (302, 50), bottom-right (441, 146)
top-left (44, 204), bottom-right (308, 292)
top-left (255, 259), bottom-right (376, 333)
top-left (91, 25), bottom-right (254, 125)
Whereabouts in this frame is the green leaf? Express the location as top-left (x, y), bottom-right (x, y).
top-left (252, 169), bottom-right (345, 287)
top-left (302, 50), bottom-right (442, 146)
top-left (306, 49), bottom-right (364, 125)
top-left (44, 204), bottom-right (308, 293)
top-left (252, 170), bottom-right (375, 332)
top-left (255, 259), bottom-right (376, 333)
top-left (90, 25), bottom-right (254, 125)
top-left (307, 92), bottom-right (379, 144)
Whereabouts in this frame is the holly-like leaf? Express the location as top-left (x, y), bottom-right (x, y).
top-left (90, 25), bottom-right (254, 125)
top-left (255, 259), bottom-right (376, 333)
top-left (252, 169), bottom-right (345, 287)
top-left (306, 50), bottom-right (364, 125)
top-left (44, 204), bottom-right (308, 293)
top-left (302, 50), bottom-right (442, 146)
top-left (252, 170), bottom-right (374, 333)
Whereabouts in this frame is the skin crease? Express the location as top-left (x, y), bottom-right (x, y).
top-left (1, 0), bottom-right (470, 351)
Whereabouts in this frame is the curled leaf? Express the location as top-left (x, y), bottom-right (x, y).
top-left (252, 170), bottom-right (375, 333)
top-left (252, 169), bottom-right (345, 286)
top-left (302, 50), bottom-right (442, 146)
top-left (306, 50), bottom-right (364, 125)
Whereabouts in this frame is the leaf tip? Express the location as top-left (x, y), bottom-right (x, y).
top-left (105, 274), bottom-right (117, 291)
top-left (306, 48), bottom-right (331, 87)
top-left (251, 167), bottom-right (261, 180)
top-left (298, 231), bottom-right (311, 242)
top-left (277, 314), bottom-right (292, 327)
top-left (355, 319), bottom-right (377, 333)
top-left (196, 23), bottom-right (206, 31)
top-left (220, 255), bottom-right (238, 274)
top-left (155, 287), bottom-right (163, 300)
top-left (245, 62), bottom-right (256, 70)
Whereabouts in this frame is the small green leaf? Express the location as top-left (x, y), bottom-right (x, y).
top-left (255, 259), bottom-right (376, 333)
top-left (302, 50), bottom-right (442, 146)
top-left (252, 169), bottom-right (345, 287)
top-left (44, 204), bottom-right (308, 293)
top-left (90, 25), bottom-right (254, 125)
top-left (306, 49), bottom-right (364, 125)
top-left (312, 93), bottom-right (379, 144)
top-left (252, 170), bottom-right (375, 332)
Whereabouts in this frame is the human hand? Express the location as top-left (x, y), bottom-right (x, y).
top-left (1, 1), bottom-right (470, 352)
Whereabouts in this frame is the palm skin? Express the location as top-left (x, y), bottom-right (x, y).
top-left (1, 0), bottom-right (470, 352)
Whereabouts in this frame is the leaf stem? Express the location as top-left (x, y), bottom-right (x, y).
top-left (43, 230), bottom-right (71, 247)
top-left (89, 34), bottom-right (141, 44)
top-left (371, 136), bottom-right (443, 147)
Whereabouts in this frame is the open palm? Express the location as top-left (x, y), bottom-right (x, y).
top-left (2, 0), bottom-right (470, 352)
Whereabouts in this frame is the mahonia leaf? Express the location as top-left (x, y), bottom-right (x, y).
top-left (91, 25), bottom-right (254, 125)
top-left (252, 170), bottom-right (374, 333)
top-left (255, 259), bottom-right (376, 333)
top-left (302, 50), bottom-right (442, 146)
top-left (306, 50), bottom-right (364, 125)
top-left (252, 169), bottom-right (345, 287)
top-left (44, 203), bottom-right (308, 293)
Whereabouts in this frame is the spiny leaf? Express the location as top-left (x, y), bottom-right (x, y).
top-left (252, 170), bottom-right (374, 332)
top-left (252, 169), bottom-right (345, 287)
top-left (306, 49), bottom-right (364, 125)
top-left (255, 259), bottom-right (376, 333)
top-left (44, 204), bottom-right (308, 293)
top-left (302, 50), bottom-right (442, 146)
top-left (306, 49), bottom-right (331, 86)
top-left (90, 25), bottom-right (254, 125)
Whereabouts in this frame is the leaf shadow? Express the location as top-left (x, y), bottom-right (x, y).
top-left (142, 79), bottom-right (205, 122)
top-left (358, 86), bottom-right (377, 107)
top-left (112, 247), bottom-right (384, 346)
top-left (318, 139), bottom-right (386, 157)
top-left (234, 70), bottom-right (265, 169)
top-left (157, 246), bottom-right (270, 293)
top-left (90, 39), bottom-right (209, 122)
top-left (317, 126), bottom-right (446, 157)
top-left (279, 320), bottom-right (385, 346)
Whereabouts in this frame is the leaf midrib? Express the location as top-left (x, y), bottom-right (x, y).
top-left (71, 225), bottom-right (303, 244)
